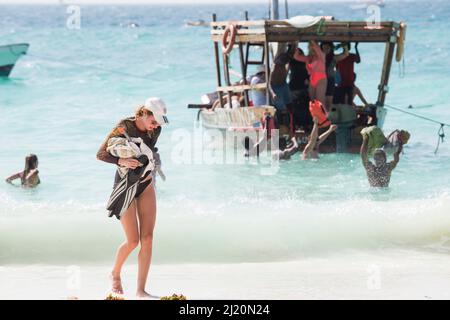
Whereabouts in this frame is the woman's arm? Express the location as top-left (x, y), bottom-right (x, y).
top-left (97, 140), bottom-right (120, 165)
top-left (310, 41), bottom-right (325, 61)
top-left (5, 172), bottom-right (22, 184)
top-left (97, 138), bottom-right (141, 169)
top-left (293, 48), bottom-right (309, 63)
top-left (96, 123), bottom-right (124, 165)
top-left (25, 169), bottom-right (39, 181)
top-left (302, 118), bottom-right (319, 159)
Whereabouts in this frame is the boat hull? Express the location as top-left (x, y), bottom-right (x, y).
top-left (200, 106), bottom-right (276, 130)
top-left (0, 43), bottom-right (29, 77)
top-left (0, 65), bottom-right (14, 77)
top-left (199, 105), bottom-right (387, 154)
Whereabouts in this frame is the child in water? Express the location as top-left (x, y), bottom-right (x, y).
top-left (5, 154), bottom-right (41, 188)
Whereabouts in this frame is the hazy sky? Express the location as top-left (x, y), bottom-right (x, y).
top-left (0, 0), bottom-right (360, 4)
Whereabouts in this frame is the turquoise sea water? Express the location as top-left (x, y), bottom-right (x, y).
top-left (0, 1), bottom-right (449, 264)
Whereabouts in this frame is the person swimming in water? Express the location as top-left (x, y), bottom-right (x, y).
top-left (5, 154), bottom-right (40, 188)
top-left (360, 134), bottom-right (402, 188)
top-left (301, 117), bottom-right (337, 160)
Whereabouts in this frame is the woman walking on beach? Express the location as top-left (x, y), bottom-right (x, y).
top-left (97, 97), bottom-right (169, 298)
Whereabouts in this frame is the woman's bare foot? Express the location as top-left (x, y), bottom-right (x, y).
top-left (136, 290), bottom-right (158, 299)
top-left (109, 273), bottom-right (124, 295)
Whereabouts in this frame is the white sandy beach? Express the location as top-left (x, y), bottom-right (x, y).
top-left (1, 249), bottom-right (449, 300)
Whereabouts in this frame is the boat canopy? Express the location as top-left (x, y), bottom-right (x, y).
top-left (199, 15), bottom-right (405, 110)
top-left (210, 19), bottom-right (402, 43)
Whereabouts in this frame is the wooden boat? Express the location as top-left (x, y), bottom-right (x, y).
top-left (0, 43), bottom-right (29, 77)
top-left (188, 14), bottom-right (405, 153)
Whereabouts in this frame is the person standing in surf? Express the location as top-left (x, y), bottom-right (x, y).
top-left (360, 133), bottom-right (402, 188)
top-left (97, 97), bottom-right (169, 298)
top-left (5, 154), bottom-right (40, 188)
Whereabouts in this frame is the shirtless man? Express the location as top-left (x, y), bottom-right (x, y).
top-left (269, 52), bottom-right (291, 112)
top-left (360, 135), bottom-right (402, 188)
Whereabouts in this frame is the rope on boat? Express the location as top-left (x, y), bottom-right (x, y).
top-left (316, 18), bottom-right (326, 36)
top-left (384, 103), bottom-right (450, 154)
top-left (435, 124), bottom-right (445, 155)
top-left (398, 55), bottom-right (406, 78)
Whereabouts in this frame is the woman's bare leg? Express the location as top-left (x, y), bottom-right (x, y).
top-left (110, 201), bottom-right (139, 294)
top-left (136, 185), bottom-right (157, 297)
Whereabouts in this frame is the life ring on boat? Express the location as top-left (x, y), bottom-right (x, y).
top-left (309, 100), bottom-right (331, 128)
top-left (396, 22), bottom-right (406, 62)
top-left (222, 24), bottom-right (237, 55)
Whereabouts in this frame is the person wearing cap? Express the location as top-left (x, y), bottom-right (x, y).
top-left (97, 97), bottom-right (169, 298)
top-left (250, 64), bottom-right (267, 107)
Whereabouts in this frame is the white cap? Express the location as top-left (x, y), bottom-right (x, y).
top-left (144, 97), bottom-right (169, 126)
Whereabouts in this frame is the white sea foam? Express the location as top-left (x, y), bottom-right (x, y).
top-left (1, 191), bottom-right (449, 264)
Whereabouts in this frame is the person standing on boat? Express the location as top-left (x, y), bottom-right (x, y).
top-left (269, 52), bottom-right (292, 131)
top-left (352, 74), bottom-right (369, 107)
top-left (289, 47), bottom-right (312, 130)
top-left (321, 42), bottom-right (349, 111)
top-left (250, 65), bottom-right (267, 107)
top-left (97, 97), bottom-right (169, 298)
top-left (360, 133), bottom-right (402, 188)
top-left (334, 42), bottom-right (361, 105)
top-left (269, 52), bottom-right (291, 111)
top-left (5, 154), bottom-right (40, 188)
top-left (293, 40), bottom-right (327, 108)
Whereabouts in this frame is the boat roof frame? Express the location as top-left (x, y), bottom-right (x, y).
top-left (210, 19), bottom-right (401, 43)
top-left (201, 13), bottom-right (404, 111)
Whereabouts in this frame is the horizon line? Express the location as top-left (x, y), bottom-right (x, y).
top-left (0, 0), bottom-right (414, 5)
